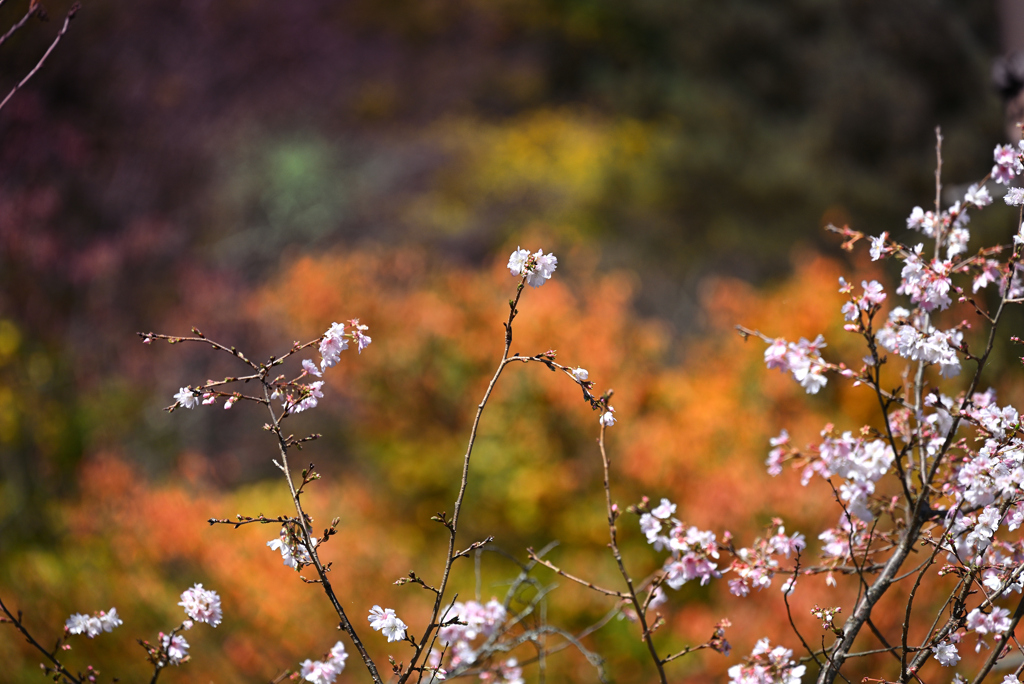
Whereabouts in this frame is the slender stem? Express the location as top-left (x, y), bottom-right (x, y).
top-left (262, 385), bottom-right (383, 684)
top-left (0, 5), bottom-right (38, 51)
top-left (597, 425), bottom-right (669, 683)
top-left (0, 595), bottom-right (81, 684)
top-left (0, 4), bottom-right (79, 113)
top-left (400, 280), bottom-right (529, 682)
top-left (526, 552), bottom-right (626, 597)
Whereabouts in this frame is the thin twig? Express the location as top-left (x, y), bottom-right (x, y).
top-left (0, 4), bottom-right (79, 113)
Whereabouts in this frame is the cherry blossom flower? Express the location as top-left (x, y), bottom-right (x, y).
top-left (933, 640), bottom-right (960, 666)
top-left (65, 608), bottom-right (121, 638)
top-left (302, 359), bottom-right (323, 378)
top-left (572, 367), bottom-right (589, 382)
top-left (161, 633), bottom-right (189, 665)
top-left (297, 641), bottom-right (347, 684)
top-left (178, 584), bottom-right (222, 627)
top-left (728, 638), bottom-right (805, 684)
top-left (174, 387), bottom-right (199, 409)
top-left (897, 247), bottom-right (952, 311)
top-left (319, 322), bottom-right (349, 371)
top-left (268, 528), bottom-right (315, 570)
top-left (368, 605), bottom-right (408, 642)
top-left (993, 144), bottom-right (1021, 185)
top-left (973, 260), bottom-right (1002, 292)
top-left (437, 598), bottom-right (507, 653)
top-left (507, 247), bottom-right (557, 287)
top-left (763, 335), bottom-right (829, 395)
top-left (869, 232), bottom-right (889, 261)
top-left (965, 183), bottom-right (992, 206)
top-left (300, 659), bottom-right (339, 684)
top-left (500, 658), bottom-right (525, 684)
top-left (766, 430), bottom-right (789, 476)
top-left (65, 613), bottom-right (92, 636)
top-left (650, 498), bottom-right (676, 520)
top-left (350, 319), bottom-right (372, 353)
top-left (860, 280), bottom-right (886, 307)
top-left (1005, 188), bottom-right (1024, 206)
top-left (599, 409), bottom-right (616, 427)
top-left (328, 641), bottom-right (348, 669)
top-left (285, 381), bottom-right (324, 414)
top-left (507, 248), bottom-right (530, 276)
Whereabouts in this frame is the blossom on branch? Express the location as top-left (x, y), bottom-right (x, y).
top-left (65, 608), bottom-right (122, 638)
top-left (174, 387), bottom-right (200, 409)
top-left (507, 246), bottom-right (557, 287)
top-left (319, 322), bottom-right (349, 371)
top-left (368, 605), bottom-right (407, 642)
top-left (161, 632), bottom-right (190, 665)
top-left (932, 640), bottom-right (960, 666)
top-left (728, 638), bottom-right (805, 684)
top-left (178, 584), bottom-right (222, 627)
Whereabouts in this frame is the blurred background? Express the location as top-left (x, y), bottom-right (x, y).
top-left (0, 0), bottom-right (1021, 681)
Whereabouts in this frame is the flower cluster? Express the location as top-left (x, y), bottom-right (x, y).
top-left (963, 606), bottom-right (1013, 653)
top-left (810, 605), bottom-right (841, 631)
top-left (507, 247), bottom-right (557, 288)
top-left (160, 632), bottom-right (189, 665)
top-left (65, 608), bottom-right (122, 638)
top-left (895, 246), bottom-right (953, 312)
top-left (875, 306), bottom-right (963, 378)
top-left (639, 498), bottom-right (722, 589)
top-left (368, 605), bottom-right (408, 643)
top-left (726, 523), bottom-right (805, 597)
top-left (773, 429), bottom-right (895, 522)
top-left (436, 599), bottom-right (508, 670)
top-left (992, 142), bottom-right (1024, 185)
top-left (727, 638), bottom-right (806, 684)
top-left (170, 319), bottom-right (370, 414)
top-left (178, 584), bottom-right (222, 627)
top-left (299, 641), bottom-right (348, 684)
top-left (838, 278), bottom-right (886, 329)
top-left (763, 334), bottom-right (829, 394)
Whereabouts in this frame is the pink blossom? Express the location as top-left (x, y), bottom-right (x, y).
top-left (993, 144), bottom-right (1020, 185)
top-left (178, 584), bottom-right (222, 627)
top-left (869, 232), bottom-right (889, 261)
top-left (973, 260), bottom-right (1002, 292)
top-left (65, 609), bottom-right (121, 638)
top-left (319, 322), bottom-right (349, 371)
top-left (302, 359), bottom-right (323, 377)
top-left (860, 280), bottom-right (886, 307)
top-left (766, 430), bottom-right (789, 476)
top-left (650, 498), bottom-right (676, 520)
top-left (174, 387), bottom-right (199, 409)
top-left (349, 319), bottom-right (371, 353)
top-left (368, 605), bottom-right (408, 642)
top-left (507, 247), bottom-right (557, 287)
top-left (763, 338), bottom-right (790, 371)
top-left (161, 633), bottom-right (189, 665)
top-left (965, 183), bottom-right (992, 206)
top-left (300, 659), bottom-right (339, 684)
